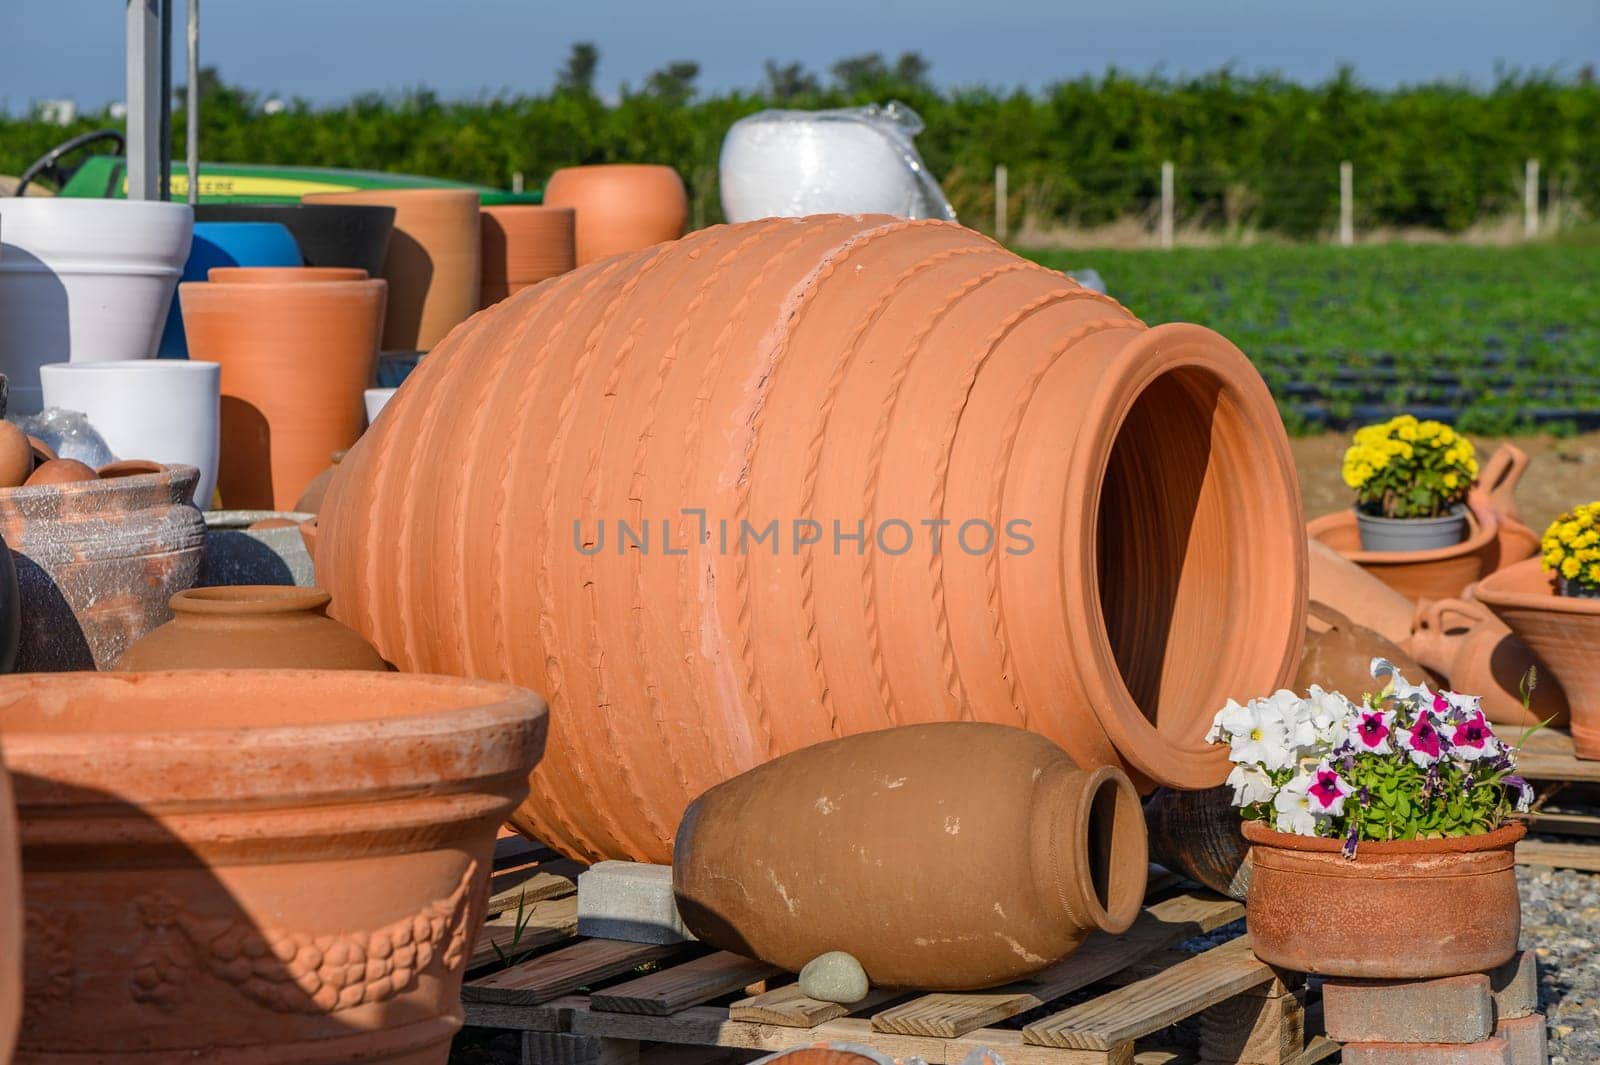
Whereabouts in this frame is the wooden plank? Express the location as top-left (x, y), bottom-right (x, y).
top-left (1023, 937), bottom-right (1284, 1050)
top-left (728, 983), bottom-right (902, 1028)
top-left (590, 952), bottom-right (780, 1016)
top-left (1199, 987), bottom-right (1305, 1064)
top-left (1285, 1035), bottom-right (1341, 1065)
top-left (1516, 809), bottom-right (1600, 837)
top-left (487, 868), bottom-right (578, 916)
top-left (468, 938), bottom-right (687, 1006)
top-left (469, 894), bottom-right (579, 971)
top-left (1515, 838), bottom-right (1600, 872)
top-left (463, 993), bottom-right (585, 1033)
top-left (570, 1006), bottom-right (1129, 1065)
top-left (1516, 729), bottom-right (1600, 783)
top-left (871, 890), bottom-right (1243, 1038)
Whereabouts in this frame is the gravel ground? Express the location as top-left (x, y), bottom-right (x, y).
top-left (1520, 863), bottom-right (1600, 1065)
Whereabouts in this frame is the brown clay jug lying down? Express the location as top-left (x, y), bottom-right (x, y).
top-left (673, 722), bottom-right (1147, 990)
top-left (1410, 596), bottom-right (1568, 729)
top-left (1296, 601), bottom-right (1428, 697)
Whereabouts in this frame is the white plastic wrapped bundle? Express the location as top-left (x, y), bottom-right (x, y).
top-left (719, 102), bottom-right (956, 223)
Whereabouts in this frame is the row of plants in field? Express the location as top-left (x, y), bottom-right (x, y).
top-left (2, 62), bottom-right (1597, 236)
top-left (1027, 242), bottom-right (1600, 434)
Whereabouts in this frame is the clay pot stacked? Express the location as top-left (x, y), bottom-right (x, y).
top-left (316, 215), bottom-right (1308, 864)
top-left (181, 266), bottom-right (386, 510)
top-left (301, 190), bottom-right (480, 351)
top-left (119, 586), bottom-right (388, 671)
top-left (542, 165), bottom-right (688, 266)
top-left (0, 670), bottom-right (547, 1063)
top-left (479, 206), bottom-right (576, 308)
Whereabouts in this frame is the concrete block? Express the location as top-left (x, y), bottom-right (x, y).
top-left (1495, 1013), bottom-right (1547, 1064)
top-left (1489, 951), bottom-right (1539, 1020)
top-left (1324, 974), bottom-right (1494, 1044)
top-left (577, 861), bottom-right (697, 944)
top-left (1341, 1038), bottom-right (1511, 1065)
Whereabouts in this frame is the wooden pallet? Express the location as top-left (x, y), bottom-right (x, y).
top-left (463, 848), bottom-right (1337, 1065)
top-left (1512, 728), bottom-right (1600, 873)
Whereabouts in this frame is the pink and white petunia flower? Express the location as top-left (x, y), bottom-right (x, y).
top-left (1397, 711), bottom-right (1445, 767)
top-left (1306, 760), bottom-right (1353, 817)
top-left (1349, 706), bottom-right (1395, 754)
top-left (1449, 710), bottom-right (1502, 761)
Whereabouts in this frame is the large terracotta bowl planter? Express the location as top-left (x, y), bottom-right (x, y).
top-left (542, 164), bottom-right (688, 266)
top-left (317, 215), bottom-right (1308, 864)
top-left (0, 670), bottom-right (546, 1063)
top-left (1307, 494), bottom-right (1500, 603)
top-left (479, 206), bottom-right (575, 308)
top-left (301, 190), bottom-right (480, 351)
top-left (1476, 558), bottom-right (1600, 757)
top-left (181, 277), bottom-right (386, 510)
top-left (0, 464), bottom-right (204, 671)
top-left (1243, 820), bottom-right (1524, 979)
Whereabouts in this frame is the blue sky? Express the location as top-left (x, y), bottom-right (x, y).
top-left (2, 0), bottom-right (1595, 112)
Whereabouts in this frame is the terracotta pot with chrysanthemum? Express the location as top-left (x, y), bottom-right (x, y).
top-left (1342, 415), bottom-right (1479, 552)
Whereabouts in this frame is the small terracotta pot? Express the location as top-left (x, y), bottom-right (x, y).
top-left (301, 189), bottom-right (481, 351)
top-left (1297, 601), bottom-right (1427, 697)
top-left (208, 266), bottom-right (368, 284)
top-left (1476, 558), bottom-right (1600, 757)
top-left (675, 723), bottom-right (1147, 990)
top-left (0, 670), bottom-right (547, 1063)
top-left (1243, 820), bottom-right (1525, 979)
top-left (1307, 493), bottom-right (1500, 603)
top-left (542, 165), bottom-right (688, 265)
top-left (24, 459), bottom-right (97, 487)
top-left (1410, 597), bottom-right (1569, 729)
top-left (118, 586), bottom-right (388, 671)
top-left (479, 206), bottom-right (576, 308)
top-left (1308, 538), bottom-right (1416, 648)
top-left (0, 747), bottom-right (16, 1065)
top-left (180, 278), bottom-right (386, 510)
top-left (0, 464), bottom-right (204, 671)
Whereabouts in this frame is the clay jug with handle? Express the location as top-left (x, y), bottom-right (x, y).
top-left (1410, 597), bottom-right (1568, 729)
top-left (1477, 445), bottom-right (1539, 572)
top-left (1297, 601), bottom-right (1427, 697)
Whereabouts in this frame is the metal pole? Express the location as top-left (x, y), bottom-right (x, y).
top-left (1339, 161), bottom-right (1354, 246)
top-left (186, 0), bottom-right (199, 205)
top-left (1524, 158), bottom-right (1540, 240)
top-left (1159, 161), bottom-right (1174, 249)
top-left (125, 0), bottom-right (162, 200)
top-left (158, 0), bottom-right (172, 200)
top-left (994, 164), bottom-right (1008, 242)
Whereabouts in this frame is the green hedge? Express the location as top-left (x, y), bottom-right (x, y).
top-left (5, 68), bottom-right (1596, 237)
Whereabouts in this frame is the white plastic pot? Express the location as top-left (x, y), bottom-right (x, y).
top-left (39, 361), bottom-right (220, 508)
top-left (0, 200), bottom-right (193, 414)
top-left (364, 386), bottom-right (397, 426)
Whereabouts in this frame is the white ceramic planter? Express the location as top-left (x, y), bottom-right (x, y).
top-left (39, 361), bottom-right (220, 508)
top-left (0, 200), bottom-right (193, 414)
top-left (364, 386), bottom-right (397, 426)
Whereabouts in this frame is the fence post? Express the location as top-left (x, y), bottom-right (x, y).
top-left (994, 164), bottom-right (1008, 242)
top-left (512, 171), bottom-right (525, 194)
top-left (1339, 161), bottom-right (1354, 246)
top-left (1524, 158), bottom-right (1540, 240)
top-left (1159, 161), bottom-right (1174, 248)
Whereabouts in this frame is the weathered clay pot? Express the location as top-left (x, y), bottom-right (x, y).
top-left (1297, 601), bottom-right (1427, 697)
top-left (209, 266), bottom-right (369, 284)
top-left (542, 165), bottom-right (688, 266)
top-left (674, 723), bottom-right (1147, 989)
top-left (1243, 820), bottom-right (1524, 979)
top-left (1307, 539), bottom-right (1417, 648)
top-left (1410, 597), bottom-right (1568, 729)
top-left (1144, 785), bottom-right (1249, 901)
top-left (181, 277), bottom-right (386, 510)
top-left (301, 190), bottom-right (480, 351)
top-left (0, 464), bottom-right (204, 671)
top-left (202, 509), bottom-right (317, 587)
top-left (1307, 494), bottom-right (1500, 603)
top-left (316, 216), bottom-right (1307, 864)
top-left (1476, 558), bottom-right (1600, 757)
top-left (0, 743), bottom-right (18, 1065)
top-left (0, 669), bottom-right (547, 1063)
top-left (479, 206), bottom-right (576, 308)
top-left (118, 586), bottom-right (388, 671)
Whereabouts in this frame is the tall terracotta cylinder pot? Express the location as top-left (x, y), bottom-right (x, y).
top-left (480, 206), bottom-right (576, 308)
top-left (316, 215), bottom-right (1308, 864)
top-left (0, 670), bottom-right (546, 1063)
top-left (542, 165), bottom-right (688, 265)
top-left (302, 190), bottom-right (480, 351)
top-left (181, 278), bottom-right (386, 510)
top-left (674, 723), bottom-right (1147, 989)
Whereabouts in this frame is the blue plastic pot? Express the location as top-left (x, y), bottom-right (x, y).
top-left (157, 222), bottom-right (302, 357)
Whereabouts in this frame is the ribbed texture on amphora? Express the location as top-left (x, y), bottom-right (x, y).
top-left (316, 215), bottom-right (1307, 864)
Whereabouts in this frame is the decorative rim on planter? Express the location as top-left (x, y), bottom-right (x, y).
top-left (209, 266), bottom-right (369, 284)
top-left (1243, 818), bottom-right (1526, 856)
top-left (1354, 502), bottom-right (1468, 553)
top-left (171, 584), bottom-right (333, 616)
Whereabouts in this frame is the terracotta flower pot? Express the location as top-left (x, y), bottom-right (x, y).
top-left (180, 278), bottom-right (386, 510)
top-left (209, 266), bottom-right (369, 284)
top-left (317, 214), bottom-right (1306, 864)
top-left (1476, 558), bottom-right (1600, 757)
top-left (195, 203), bottom-right (396, 277)
top-left (1296, 601), bottom-right (1426, 697)
top-left (0, 746), bottom-right (16, 1065)
top-left (1410, 597), bottom-right (1569, 729)
top-left (118, 586), bottom-right (388, 671)
top-left (0, 670), bottom-right (547, 1063)
top-left (1242, 820), bottom-right (1524, 979)
top-left (542, 165), bottom-right (688, 266)
top-left (301, 190), bottom-right (480, 351)
top-left (0, 464), bottom-right (204, 671)
top-left (1307, 493), bottom-right (1500, 603)
top-left (479, 206), bottom-right (576, 308)
top-left (674, 723), bottom-right (1147, 989)
top-left (1307, 538), bottom-right (1416, 648)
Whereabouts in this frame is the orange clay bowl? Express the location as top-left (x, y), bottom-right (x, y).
top-left (1307, 494), bottom-right (1500, 603)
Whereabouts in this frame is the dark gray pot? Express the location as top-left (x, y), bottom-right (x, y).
top-left (201, 510), bottom-right (315, 587)
top-left (1355, 503), bottom-right (1469, 553)
top-left (1559, 576), bottom-right (1600, 599)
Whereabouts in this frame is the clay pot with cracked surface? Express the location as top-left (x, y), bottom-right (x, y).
top-left (301, 189), bottom-right (480, 351)
top-left (118, 586), bottom-right (388, 671)
top-left (1296, 601), bottom-right (1427, 697)
top-left (1476, 558), bottom-right (1600, 757)
top-left (542, 165), bottom-right (687, 265)
top-left (1243, 820), bottom-right (1524, 978)
top-left (1308, 494), bottom-right (1500, 603)
top-left (181, 276), bottom-right (385, 510)
top-left (1308, 538), bottom-right (1416, 648)
top-left (479, 206), bottom-right (575, 308)
top-left (1410, 597), bottom-right (1568, 729)
top-left (674, 723), bottom-right (1147, 989)
top-left (316, 215), bottom-right (1307, 864)
top-left (0, 464), bottom-right (204, 671)
top-left (0, 670), bottom-right (546, 1063)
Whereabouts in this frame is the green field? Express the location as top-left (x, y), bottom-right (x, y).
top-left (1023, 241), bottom-right (1600, 435)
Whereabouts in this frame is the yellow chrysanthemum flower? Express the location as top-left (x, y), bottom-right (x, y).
top-left (1562, 556), bottom-right (1583, 580)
